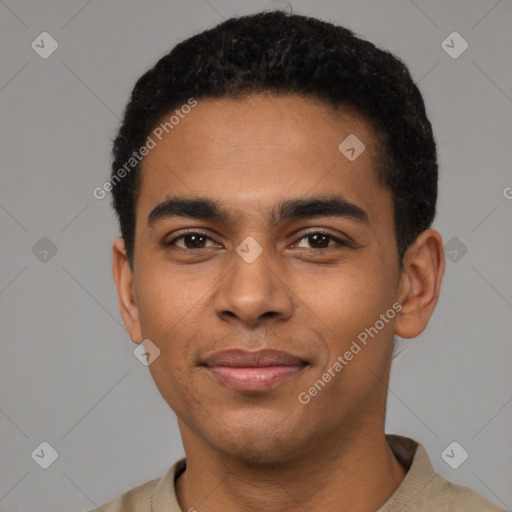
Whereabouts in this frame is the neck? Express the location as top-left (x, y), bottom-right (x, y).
top-left (175, 427), bottom-right (407, 512)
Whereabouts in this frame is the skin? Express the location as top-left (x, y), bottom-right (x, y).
top-left (113, 94), bottom-right (445, 512)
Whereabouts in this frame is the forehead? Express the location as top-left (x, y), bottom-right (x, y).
top-left (136, 94), bottom-right (391, 227)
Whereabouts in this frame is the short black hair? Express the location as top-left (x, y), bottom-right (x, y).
top-left (110, 10), bottom-right (437, 269)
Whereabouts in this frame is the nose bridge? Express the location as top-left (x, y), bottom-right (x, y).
top-left (233, 241), bottom-right (274, 293)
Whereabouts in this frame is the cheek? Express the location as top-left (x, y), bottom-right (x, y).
top-left (138, 276), bottom-right (201, 410)
top-left (302, 262), bottom-right (397, 384)
top-left (300, 272), bottom-right (396, 417)
top-left (133, 279), bottom-right (205, 409)
top-left (146, 356), bottom-right (202, 428)
top-left (307, 263), bottom-right (392, 331)
top-left (135, 262), bottom-right (203, 339)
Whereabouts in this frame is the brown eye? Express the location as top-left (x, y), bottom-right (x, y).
top-left (294, 232), bottom-right (347, 250)
top-left (165, 231), bottom-right (218, 250)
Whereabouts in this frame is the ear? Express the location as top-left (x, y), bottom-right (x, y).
top-left (394, 229), bottom-right (445, 339)
top-left (112, 237), bottom-right (142, 344)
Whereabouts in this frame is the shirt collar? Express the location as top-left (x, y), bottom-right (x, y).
top-left (378, 434), bottom-right (439, 511)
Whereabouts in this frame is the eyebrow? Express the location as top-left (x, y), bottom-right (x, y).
top-left (147, 195), bottom-right (369, 227)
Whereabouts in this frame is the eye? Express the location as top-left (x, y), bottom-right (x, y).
top-left (165, 231), bottom-right (219, 250)
top-left (292, 231), bottom-right (348, 250)
top-left (164, 230), bottom-right (349, 252)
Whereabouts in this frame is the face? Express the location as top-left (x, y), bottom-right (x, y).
top-left (119, 94), bottom-right (407, 464)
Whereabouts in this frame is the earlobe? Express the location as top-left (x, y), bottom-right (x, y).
top-left (112, 238), bottom-right (143, 344)
top-left (394, 229), bottom-right (445, 339)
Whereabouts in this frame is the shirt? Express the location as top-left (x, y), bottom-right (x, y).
top-left (87, 434), bottom-right (504, 511)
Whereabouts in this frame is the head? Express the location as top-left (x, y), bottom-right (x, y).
top-left (111, 11), bottom-right (444, 464)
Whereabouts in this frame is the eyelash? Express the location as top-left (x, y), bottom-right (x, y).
top-left (164, 229), bottom-right (350, 253)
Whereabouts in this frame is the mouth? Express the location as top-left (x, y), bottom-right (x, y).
top-left (200, 348), bottom-right (309, 392)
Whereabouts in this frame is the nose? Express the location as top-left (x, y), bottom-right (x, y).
top-left (213, 243), bottom-right (294, 327)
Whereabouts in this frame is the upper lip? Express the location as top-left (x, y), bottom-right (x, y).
top-left (201, 349), bottom-right (307, 367)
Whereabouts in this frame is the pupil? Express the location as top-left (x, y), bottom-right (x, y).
top-left (310, 233), bottom-right (329, 248)
top-left (185, 235), bottom-right (205, 248)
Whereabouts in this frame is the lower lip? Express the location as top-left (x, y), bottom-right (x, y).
top-left (204, 365), bottom-right (305, 392)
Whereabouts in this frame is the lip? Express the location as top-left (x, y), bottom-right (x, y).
top-left (202, 348), bottom-right (307, 367)
top-left (201, 349), bottom-right (308, 392)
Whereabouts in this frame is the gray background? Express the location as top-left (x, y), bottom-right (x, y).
top-left (1, 0), bottom-right (511, 510)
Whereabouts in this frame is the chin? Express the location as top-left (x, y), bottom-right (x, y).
top-left (210, 415), bottom-right (306, 465)
top-left (219, 436), bottom-right (295, 465)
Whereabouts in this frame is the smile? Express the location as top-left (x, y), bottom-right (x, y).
top-left (200, 348), bottom-right (309, 392)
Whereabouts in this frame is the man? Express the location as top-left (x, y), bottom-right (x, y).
top-left (91, 10), bottom-right (503, 511)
